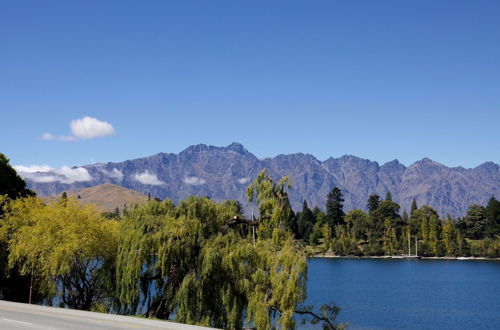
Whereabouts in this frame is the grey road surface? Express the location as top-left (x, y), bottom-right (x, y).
top-left (0, 300), bottom-right (215, 330)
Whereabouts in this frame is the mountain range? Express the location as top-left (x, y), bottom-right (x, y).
top-left (20, 143), bottom-right (500, 217)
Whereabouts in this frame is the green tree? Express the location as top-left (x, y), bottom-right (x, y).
top-left (60, 191), bottom-right (68, 207)
top-left (370, 199), bottom-right (401, 240)
top-left (382, 218), bottom-right (398, 255)
top-left (0, 155), bottom-right (36, 302)
top-left (442, 219), bottom-right (456, 256)
top-left (0, 153), bottom-right (35, 200)
top-left (428, 215), bottom-right (441, 255)
top-left (246, 170), bottom-right (295, 239)
top-left (3, 197), bottom-right (118, 310)
top-left (297, 200), bottom-right (316, 241)
top-left (332, 225), bottom-right (357, 256)
top-left (457, 205), bottom-right (487, 239)
top-left (308, 221), bottom-right (323, 246)
top-left (411, 206), bottom-right (438, 238)
top-left (116, 170), bottom-right (341, 329)
top-left (410, 198), bottom-right (418, 216)
top-left (402, 209), bottom-right (409, 224)
top-left (367, 194), bottom-right (380, 214)
top-left (385, 191), bottom-right (392, 201)
top-left (485, 196), bottom-right (500, 237)
top-left (326, 187), bottom-right (345, 228)
top-left (344, 209), bottom-right (370, 242)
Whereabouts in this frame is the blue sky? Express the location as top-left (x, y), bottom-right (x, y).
top-left (1, 0), bottom-right (499, 169)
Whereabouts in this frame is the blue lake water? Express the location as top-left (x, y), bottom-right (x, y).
top-left (303, 258), bottom-right (500, 330)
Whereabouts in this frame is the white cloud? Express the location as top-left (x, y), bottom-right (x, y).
top-left (15, 165), bottom-right (93, 184)
top-left (183, 176), bottom-right (206, 185)
top-left (14, 165), bottom-right (54, 173)
top-left (99, 168), bottom-right (124, 181)
top-left (56, 167), bottom-right (93, 184)
top-left (237, 178), bottom-right (249, 184)
top-left (133, 171), bottom-right (165, 185)
top-left (41, 133), bottom-right (55, 140)
top-left (42, 116), bottom-right (115, 141)
top-left (70, 116), bottom-right (116, 139)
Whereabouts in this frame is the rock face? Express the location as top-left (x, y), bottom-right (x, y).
top-left (23, 143), bottom-right (500, 217)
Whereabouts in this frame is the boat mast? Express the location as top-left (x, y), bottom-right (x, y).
top-left (408, 231), bottom-right (411, 256)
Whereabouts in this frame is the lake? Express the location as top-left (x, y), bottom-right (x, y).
top-left (303, 258), bottom-right (500, 329)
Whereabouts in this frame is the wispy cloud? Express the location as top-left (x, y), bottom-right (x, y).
top-left (42, 116), bottom-right (116, 141)
top-left (183, 176), bottom-right (206, 185)
top-left (41, 133), bottom-right (55, 141)
top-left (133, 171), bottom-right (165, 185)
top-left (237, 178), bottom-right (250, 184)
top-left (15, 165), bottom-right (93, 184)
top-left (99, 168), bottom-right (124, 181)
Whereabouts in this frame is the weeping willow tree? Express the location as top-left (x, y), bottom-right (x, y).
top-left (116, 170), bottom-right (343, 329)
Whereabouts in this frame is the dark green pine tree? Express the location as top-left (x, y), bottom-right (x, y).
top-left (402, 209), bottom-right (409, 223)
top-left (60, 191), bottom-right (68, 207)
top-left (410, 198), bottom-right (418, 215)
top-left (297, 200), bottom-right (316, 241)
top-left (485, 196), bottom-right (500, 237)
top-left (113, 207), bottom-right (121, 220)
top-left (385, 191), bottom-right (392, 201)
top-left (367, 194), bottom-right (380, 214)
top-left (326, 187), bottom-right (345, 227)
top-left (0, 153), bottom-right (35, 199)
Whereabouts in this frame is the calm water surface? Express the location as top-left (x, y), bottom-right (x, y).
top-left (303, 258), bottom-right (500, 330)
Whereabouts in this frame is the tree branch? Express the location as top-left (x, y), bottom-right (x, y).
top-left (295, 309), bottom-right (337, 330)
top-left (223, 215), bottom-right (272, 234)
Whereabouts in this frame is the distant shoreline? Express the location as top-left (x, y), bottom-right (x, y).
top-left (312, 252), bottom-right (500, 261)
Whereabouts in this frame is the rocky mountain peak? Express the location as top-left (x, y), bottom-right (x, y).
top-left (21, 143), bottom-right (500, 218)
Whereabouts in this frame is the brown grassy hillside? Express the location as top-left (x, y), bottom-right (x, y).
top-left (47, 184), bottom-right (149, 212)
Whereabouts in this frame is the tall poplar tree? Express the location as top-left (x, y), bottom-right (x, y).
top-left (410, 198), bottom-right (418, 215)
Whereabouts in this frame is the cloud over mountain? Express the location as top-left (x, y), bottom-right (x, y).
top-left (133, 171), bottom-right (165, 185)
top-left (15, 165), bottom-right (92, 184)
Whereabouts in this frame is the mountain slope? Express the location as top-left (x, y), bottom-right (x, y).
top-left (21, 143), bottom-right (500, 217)
top-left (45, 184), bottom-right (149, 212)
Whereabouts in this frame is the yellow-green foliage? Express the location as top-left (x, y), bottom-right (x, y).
top-left (4, 197), bottom-right (117, 276)
top-left (116, 174), bottom-right (309, 329)
top-left (1, 197), bottom-right (118, 308)
top-left (247, 170), bottom-right (293, 239)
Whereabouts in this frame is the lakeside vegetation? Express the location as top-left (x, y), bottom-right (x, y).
top-left (292, 189), bottom-right (500, 259)
top-left (1, 152), bottom-right (499, 328)
top-left (0, 153), bottom-right (343, 329)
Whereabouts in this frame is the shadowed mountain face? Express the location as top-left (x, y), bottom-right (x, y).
top-left (23, 143), bottom-right (500, 217)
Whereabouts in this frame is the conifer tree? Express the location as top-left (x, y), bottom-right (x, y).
top-left (326, 187), bottom-right (345, 228)
top-left (0, 153), bottom-right (35, 200)
top-left (410, 198), bottom-right (418, 215)
top-left (367, 194), bottom-right (380, 214)
top-left (402, 209), bottom-right (409, 223)
top-left (297, 200), bottom-right (315, 241)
